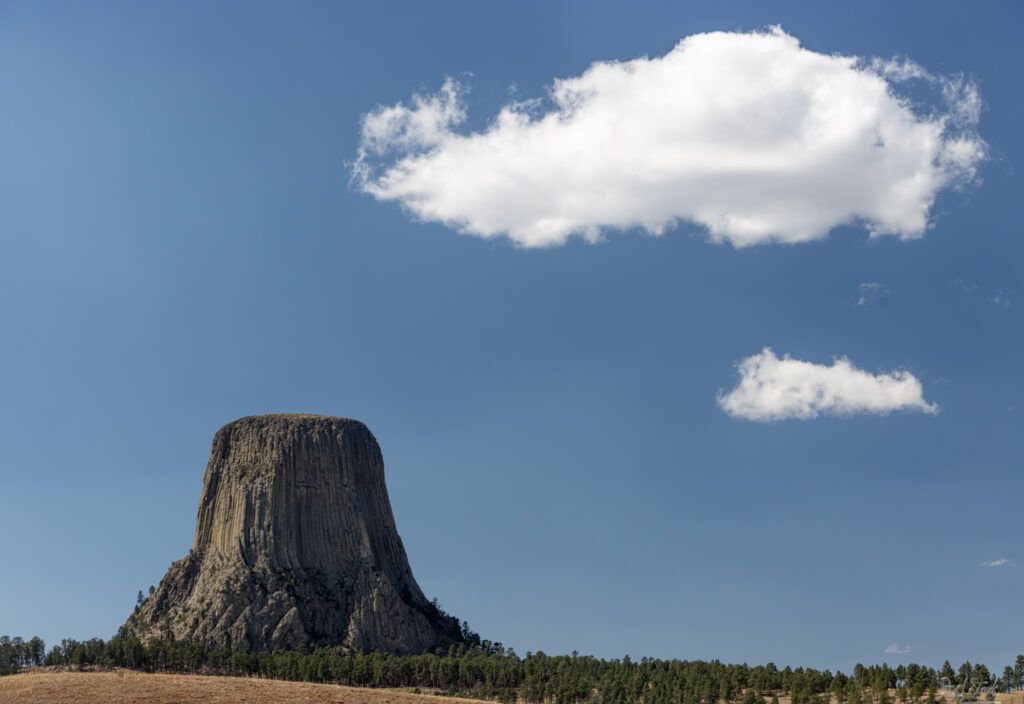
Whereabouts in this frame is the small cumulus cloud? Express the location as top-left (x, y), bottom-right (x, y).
top-left (352, 27), bottom-right (986, 248)
top-left (993, 289), bottom-right (1012, 307)
top-left (885, 643), bottom-right (911, 655)
top-left (717, 348), bottom-right (939, 422)
top-left (858, 282), bottom-right (890, 306)
top-left (982, 558), bottom-right (1013, 567)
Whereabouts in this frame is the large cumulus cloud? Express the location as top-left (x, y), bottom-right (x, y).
top-left (352, 27), bottom-right (986, 248)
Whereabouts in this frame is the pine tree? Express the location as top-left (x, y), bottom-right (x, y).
top-left (742, 690), bottom-right (765, 704)
top-left (26, 637), bottom-right (45, 667)
top-left (834, 674), bottom-right (848, 704)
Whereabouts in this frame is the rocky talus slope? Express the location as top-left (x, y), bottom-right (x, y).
top-left (123, 414), bottom-right (462, 653)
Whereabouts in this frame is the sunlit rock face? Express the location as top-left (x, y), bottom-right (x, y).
top-left (124, 414), bottom-right (461, 654)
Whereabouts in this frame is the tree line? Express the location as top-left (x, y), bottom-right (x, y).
top-left (3, 633), bottom-right (1024, 704)
top-left (0, 636), bottom-right (46, 674)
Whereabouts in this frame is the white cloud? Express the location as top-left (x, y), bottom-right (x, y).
top-left (982, 558), bottom-right (1012, 567)
top-left (717, 348), bottom-right (939, 421)
top-left (870, 57), bottom-right (931, 83)
top-left (885, 643), bottom-right (911, 655)
top-left (355, 78), bottom-right (467, 159)
top-left (352, 27), bottom-right (986, 248)
top-left (858, 282), bottom-right (890, 306)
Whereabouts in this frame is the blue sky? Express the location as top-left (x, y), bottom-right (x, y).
top-left (1, 0), bottom-right (1021, 673)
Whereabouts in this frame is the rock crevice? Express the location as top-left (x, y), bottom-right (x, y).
top-left (124, 414), bottom-right (462, 653)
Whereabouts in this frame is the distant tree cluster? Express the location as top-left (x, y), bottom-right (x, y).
top-left (0, 635), bottom-right (46, 674)
top-left (2, 631), bottom-right (1023, 704)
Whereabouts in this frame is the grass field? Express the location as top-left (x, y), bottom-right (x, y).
top-left (0, 669), bottom-right (494, 704)
top-left (4, 670), bottom-right (1024, 704)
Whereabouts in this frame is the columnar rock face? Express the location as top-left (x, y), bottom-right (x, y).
top-left (124, 414), bottom-right (462, 654)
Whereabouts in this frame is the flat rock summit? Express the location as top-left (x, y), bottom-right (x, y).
top-left (123, 414), bottom-right (463, 653)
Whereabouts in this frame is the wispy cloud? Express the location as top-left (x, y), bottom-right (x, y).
top-left (353, 27), bottom-right (986, 248)
top-left (982, 558), bottom-right (1013, 567)
top-left (885, 643), bottom-right (911, 655)
top-left (858, 283), bottom-right (890, 306)
top-left (949, 279), bottom-right (1011, 307)
top-left (949, 278), bottom-right (979, 294)
top-left (718, 348), bottom-right (938, 422)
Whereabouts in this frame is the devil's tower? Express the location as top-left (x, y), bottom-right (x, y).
top-left (123, 414), bottom-right (463, 653)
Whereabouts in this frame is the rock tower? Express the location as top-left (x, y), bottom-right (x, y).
top-left (123, 414), bottom-right (463, 653)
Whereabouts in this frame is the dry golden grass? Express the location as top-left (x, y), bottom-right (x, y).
top-left (6, 672), bottom-right (1024, 704)
top-left (0, 669), bottom-right (494, 704)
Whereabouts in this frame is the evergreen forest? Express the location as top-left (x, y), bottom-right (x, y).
top-left (3, 632), bottom-right (1024, 704)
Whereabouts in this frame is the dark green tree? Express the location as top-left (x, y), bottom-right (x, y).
top-left (26, 637), bottom-right (45, 666)
top-left (742, 689), bottom-right (765, 704)
top-left (958, 663), bottom-right (972, 688)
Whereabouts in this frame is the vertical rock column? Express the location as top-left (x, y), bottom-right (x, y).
top-left (124, 414), bottom-right (463, 653)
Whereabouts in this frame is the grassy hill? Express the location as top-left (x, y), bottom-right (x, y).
top-left (5, 669), bottom-right (1024, 704)
top-left (0, 669), bottom-right (493, 704)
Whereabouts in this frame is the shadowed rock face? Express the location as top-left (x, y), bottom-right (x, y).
top-left (124, 414), bottom-right (462, 654)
